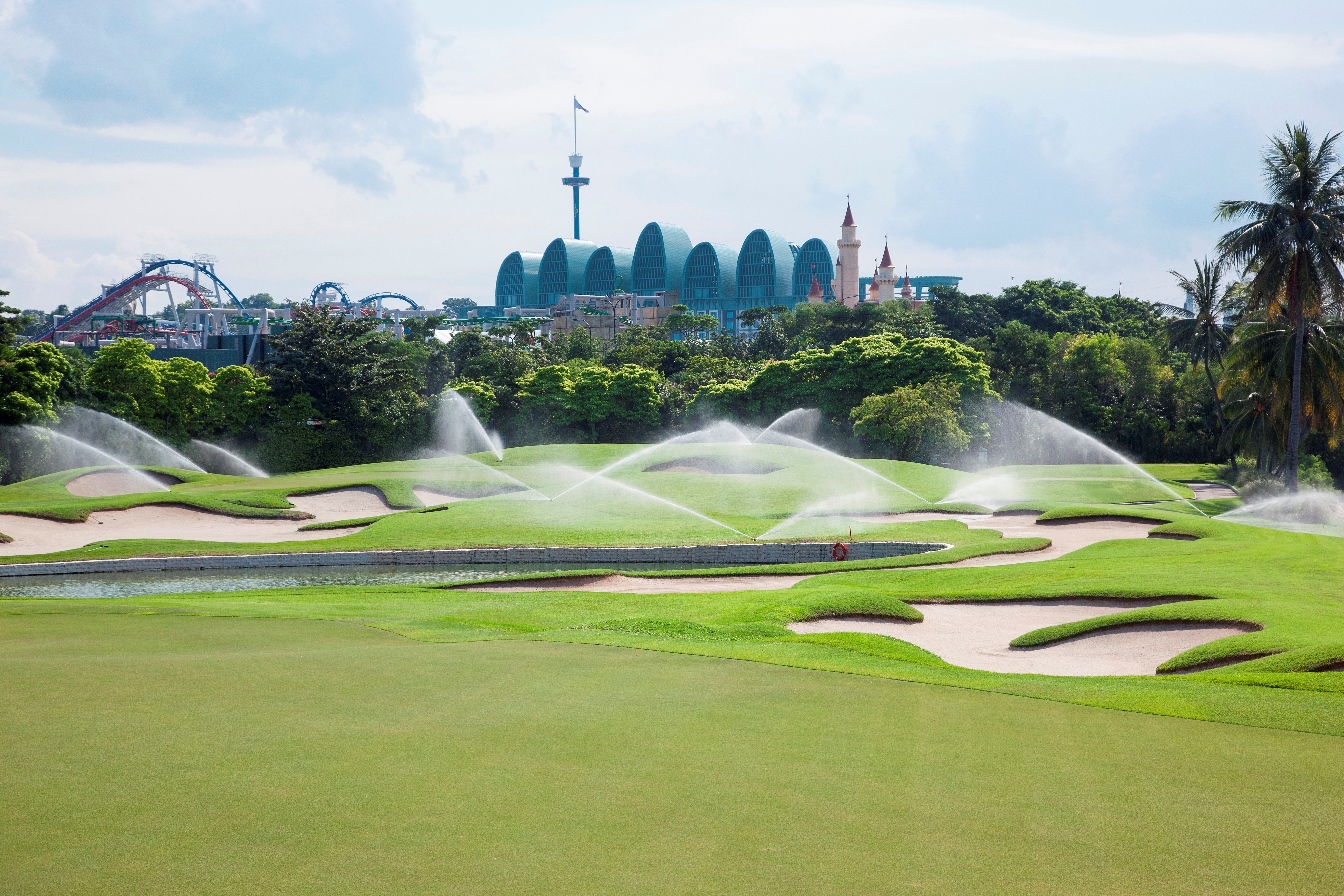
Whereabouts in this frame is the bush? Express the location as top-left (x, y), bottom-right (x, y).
top-left (850, 380), bottom-right (970, 462)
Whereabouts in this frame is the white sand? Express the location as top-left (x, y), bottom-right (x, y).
top-left (412, 487), bottom-right (464, 508)
top-left (65, 470), bottom-right (174, 497)
top-left (466, 573), bottom-right (812, 594)
top-left (0, 506), bottom-right (364, 556)
top-left (288, 486), bottom-right (395, 523)
top-left (933, 515), bottom-right (1158, 567)
top-left (790, 600), bottom-right (1250, 676)
top-left (1186, 481), bottom-right (1238, 500)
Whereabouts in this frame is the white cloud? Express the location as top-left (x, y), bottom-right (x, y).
top-left (1, 0), bottom-right (1343, 309)
top-left (0, 230), bottom-right (138, 310)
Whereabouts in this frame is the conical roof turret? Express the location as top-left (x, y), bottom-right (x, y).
top-left (842, 202), bottom-right (855, 227)
top-left (879, 241), bottom-right (893, 269)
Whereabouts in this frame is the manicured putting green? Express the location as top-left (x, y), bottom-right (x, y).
top-left (2, 613), bottom-right (1342, 896)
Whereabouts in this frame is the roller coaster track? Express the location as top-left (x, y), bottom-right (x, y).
top-left (359, 292), bottom-right (419, 311)
top-left (34, 259), bottom-right (243, 344)
top-left (308, 284), bottom-right (419, 312)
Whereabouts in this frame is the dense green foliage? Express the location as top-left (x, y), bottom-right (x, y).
top-left (0, 276), bottom-right (1307, 476)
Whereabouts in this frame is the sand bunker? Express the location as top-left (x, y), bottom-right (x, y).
top-left (0, 506), bottom-right (364, 556)
top-left (861, 513), bottom-right (1158, 568)
top-left (790, 600), bottom-right (1250, 676)
top-left (66, 470), bottom-right (179, 497)
top-left (464, 573), bottom-right (812, 594)
top-left (412, 487), bottom-right (465, 508)
top-left (1184, 481), bottom-right (1238, 500)
top-left (288, 487), bottom-right (395, 523)
top-left (644, 455), bottom-right (781, 475)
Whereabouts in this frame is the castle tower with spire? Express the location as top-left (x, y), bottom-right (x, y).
top-left (833, 200), bottom-right (861, 307)
top-left (875, 240), bottom-right (897, 302)
top-left (900, 266), bottom-right (913, 302)
top-left (807, 272), bottom-right (825, 304)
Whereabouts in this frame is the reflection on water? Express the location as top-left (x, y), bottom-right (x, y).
top-left (0, 562), bottom-right (711, 600)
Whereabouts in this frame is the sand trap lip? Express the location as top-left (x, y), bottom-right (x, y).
top-left (884, 514), bottom-right (1159, 568)
top-left (463, 573), bottom-right (812, 594)
top-left (412, 486), bottom-right (466, 507)
top-left (288, 487), bottom-right (395, 523)
top-left (65, 470), bottom-right (181, 497)
top-left (790, 600), bottom-right (1249, 676)
top-left (1183, 481), bottom-right (1238, 500)
top-left (0, 506), bottom-right (364, 556)
top-left (644, 455), bottom-right (782, 475)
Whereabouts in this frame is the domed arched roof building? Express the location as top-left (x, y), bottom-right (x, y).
top-left (491, 203), bottom-right (959, 329)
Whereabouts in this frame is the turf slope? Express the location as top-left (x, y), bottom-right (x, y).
top-left (2, 613), bottom-right (1342, 896)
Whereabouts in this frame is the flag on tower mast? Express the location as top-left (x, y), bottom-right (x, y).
top-left (574, 97), bottom-right (589, 113)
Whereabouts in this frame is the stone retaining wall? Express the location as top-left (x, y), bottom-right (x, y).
top-left (0, 541), bottom-right (946, 579)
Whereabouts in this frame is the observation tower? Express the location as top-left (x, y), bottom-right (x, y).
top-left (562, 96), bottom-right (591, 239)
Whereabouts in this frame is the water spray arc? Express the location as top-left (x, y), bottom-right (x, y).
top-left (190, 440), bottom-right (267, 478)
top-left (753, 410), bottom-right (931, 505)
top-left (549, 422), bottom-right (755, 501)
top-left (20, 427), bottom-right (169, 492)
top-left (553, 465), bottom-right (748, 538)
top-left (435, 389), bottom-right (505, 461)
top-left (56, 407), bottom-right (203, 472)
top-left (949, 402), bottom-right (1208, 517)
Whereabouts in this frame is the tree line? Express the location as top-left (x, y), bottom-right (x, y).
top-left (2, 124), bottom-right (1342, 491)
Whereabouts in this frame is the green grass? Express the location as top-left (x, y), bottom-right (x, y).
top-left (3, 613), bottom-right (1342, 896)
top-left (0, 443), bottom-right (1221, 563)
top-left (4, 449), bottom-right (1340, 892)
top-left (7, 511), bottom-right (1344, 736)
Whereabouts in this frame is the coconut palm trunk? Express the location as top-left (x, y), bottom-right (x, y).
top-left (1287, 267), bottom-right (1306, 487)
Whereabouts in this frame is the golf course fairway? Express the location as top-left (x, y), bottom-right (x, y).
top-left (2, 612), bottom-right (1342, 896)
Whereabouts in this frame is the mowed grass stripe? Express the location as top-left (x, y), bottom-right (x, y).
top-left (1, 614), bottom-right (1342, 896)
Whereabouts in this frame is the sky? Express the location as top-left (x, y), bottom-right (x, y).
top-left (1, 0), bottom-right (1343, 312)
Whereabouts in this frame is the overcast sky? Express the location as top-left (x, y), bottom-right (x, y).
top-left (2, 0), bottom-right (1343, 312)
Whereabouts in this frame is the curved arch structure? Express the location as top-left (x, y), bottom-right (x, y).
top-left (539, 239), bottom-right (599, 305)
top-left (495, 251), bottom-right (543, 308)
top-left (631, 222), bottom-right (693, 297)
top-left (34, 259), bottom-right (243, 343)
top-left (791, 238), bottom-right (835, 300)
top-left (359, 292), bottom-right (420, 311)
top-left (736, 229), bottom-right (796, 306)
top-left (309, 282), bottom-right (352, 307)
top-left (683, 242), bottom-right (740, 322)
top-left (583, 246), bottom-right (635, 296)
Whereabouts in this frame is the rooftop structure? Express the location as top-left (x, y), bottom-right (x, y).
top-left (492, 201), bottom-right (961, 331)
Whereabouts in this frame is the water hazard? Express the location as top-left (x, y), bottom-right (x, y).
top-left (0, 561), bottom-right (727, 599)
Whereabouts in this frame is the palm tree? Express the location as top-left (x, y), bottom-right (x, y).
top-left (1218, 123), bottom-right (1344, 489)
top-left (1221, 315), bottom-right (1344, 466)
top-left (1221, 390), bottom-right (1276, 472)
top-left (1159, 258), bottom-right (1238, 449)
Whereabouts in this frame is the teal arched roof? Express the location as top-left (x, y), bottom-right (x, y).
top-left (736, 229), bottom-right (795, 302)
top-left (495, 251), bottom-right (542, 308)
top-left (632, 222), bottom-right (693, 297)
top-left (792, 237), bottom-right (835, 299)
top-left (683, 242), bottom-right (738, 303)
top-left (539, 239), bottom-right (599, 304)
top-left (584, 246), bottom-right (635, 295)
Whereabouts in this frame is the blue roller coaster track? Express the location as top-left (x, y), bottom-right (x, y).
top-left (359, 292), bottom-right (419, 310)
top-left (307, 284), bottom-right (419, 312)
top-left (308, 282), bottom-right (352, 307)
